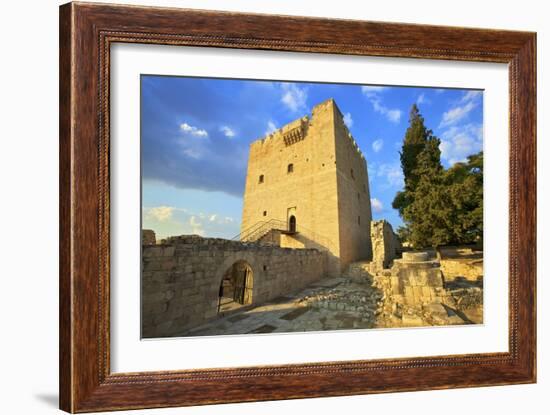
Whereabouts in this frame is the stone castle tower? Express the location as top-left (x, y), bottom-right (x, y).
top-left (241, 98), bottom-right (372, 275)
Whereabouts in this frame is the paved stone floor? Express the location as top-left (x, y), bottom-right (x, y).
top-left (179, 277), bottom-right (390, 337)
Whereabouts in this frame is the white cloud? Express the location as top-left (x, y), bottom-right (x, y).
top-left (182, 148), bottom-right (203, 159)
top-left (361, 86), bottom-right (402, 123)
top-left (220, 126), bottom-right (235, 138)
top-left (180, 122), bottom-right (208, 137)
top-left (280, 83), bottom-right (308, 112)
top-left (265, 120), bottom-right (277, 135)
top-left (343, 112), bottom-right (353, 128)
top-left (361, 86), bottom-right (388, 96)
top-left (417, 93), bottom-right (430, 105)
top-left (146, 206), bottom-right (175, 222)
top-left (439, 101), bottom-right (476, 128)
top-left (372, 139), bottom-right (384, 153)
top-left (371, 198), bottom-right (384, 213)
top-left (142, 206), bottom-right (238, 240)
top-left (369, 162), bottom-right (404, 188)
top-left (439, 90), bottom-right (482, 128)
top-left (178, 122), bottom-right (210, 159)
top-left (379, 163), bottom-right (404, 187)
top-left (438, 90), bottom-right (483, 164)
top-left (385, 108), bottom-right (403, 123)
top-left (208, 213), bottom-right (235, 225)
top-left (439, 123), bottom-right (483, 165)
top-left (189, 215), bottom-right (205, 236)
top-left (461, 90), bottom-right (483, 103)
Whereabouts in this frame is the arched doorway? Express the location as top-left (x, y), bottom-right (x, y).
top-left (218, 260), bottom-right (253, 314)
top-left (288, 215), bottom-right (296, 233)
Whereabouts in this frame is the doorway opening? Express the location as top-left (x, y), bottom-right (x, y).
top-left (288, 215), bottom-right (296, 233)
top-left (218, 260), bottom-right (253, 314)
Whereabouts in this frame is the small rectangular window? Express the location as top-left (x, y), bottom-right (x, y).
top-left (263, 211), bottom-right (267, 216)
top-left (287, 163), bottom-right (294, 173)
top-left (259, 174), bottom-right (264, 183)
top-left (358, 216), bottom-right (361, 225)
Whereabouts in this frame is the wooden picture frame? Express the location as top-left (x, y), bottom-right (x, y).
top-left (59, 2), bottom-right (536, 412)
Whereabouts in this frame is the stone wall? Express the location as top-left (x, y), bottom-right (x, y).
top-left (439, 259), bottom-right (483, 282)
top-left (333, 100), bottom-right (373, 267)
top-left (374, 251), bottom-right (482, 325)
top-left (389, 255), bottom-right (444, 306)
top-left (438, 246), bottom-right (483, 282)
top-left (370, 220), bottom-right (401, 270)
top-left (345, 252), bottom-right (444, 307)
top-left (142, 235), bottom-right (327, 338)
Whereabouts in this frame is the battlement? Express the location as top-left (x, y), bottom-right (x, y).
top-left (253, 115), bottom-right (310, 147)
top-left (322, 98), bottom-right (366, 161)
top-left (250, 98), bottom-right (365, 161)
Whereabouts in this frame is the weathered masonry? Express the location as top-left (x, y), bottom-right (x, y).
top-left (240, 99), bottom-right (373, 275)
top-left (142, 235), bottom-right (327, 338)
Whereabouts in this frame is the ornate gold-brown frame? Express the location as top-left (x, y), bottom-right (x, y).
top-left (59, 2), bottom-right (536, 412)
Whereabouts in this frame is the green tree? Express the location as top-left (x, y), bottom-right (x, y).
top-left (400, 129), bottom-right (448, 248)
top-left (392, 104), bottom-right (440, 216)
top-left (442, 152), bottom-right (483, 245)
top-left (393, 104), bottom-right (483, 248)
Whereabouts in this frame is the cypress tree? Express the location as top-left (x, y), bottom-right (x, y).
top-left (393, 104), bottom-right (483, 249)
top-left (392, 104), bottom-right (440, 216)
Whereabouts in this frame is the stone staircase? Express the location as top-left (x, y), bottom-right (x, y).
top-left (233, 219), bottom-right (287, 243)
top-left (256, 228), bottom-right (281, 245)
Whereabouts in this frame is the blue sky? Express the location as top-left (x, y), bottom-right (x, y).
top-left (141, 75), bottom-right (483, 239)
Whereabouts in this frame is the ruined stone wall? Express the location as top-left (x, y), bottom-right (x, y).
top-left (344, 251), bottom-right (445, 308)
top-left (142, 235), bottom-right (327, 338)
top-left (370, 220), bottom-right (400, 270)
top-left (345, 253), bottom-right (483, 327)
top-left (437, 246), bottom-right (483, 282)
top-left (389, 256), bottom-right (444, 306)
top-left (439, 259), bottom-right (483, 282)
top-left (241, 98), bottom-right (372, 275)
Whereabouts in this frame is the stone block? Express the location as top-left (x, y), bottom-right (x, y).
top-left (143, 260), bottom-right (162, 272)
top-left (413, 286), bottom-right (424, 302)
top-left (144, 246), bottom-right (163, 257)
top-left (160, 246), bottom-right (174, 257)
top-left (422, 286), bottom-right (434, 299)
top-left (160, 259), bottom-right (176, 271)
top-left (403, 251), bottom-right (429, 262)
top-left (401, 314), bottom-right (424, 327)
top-left (427, 270), bottom-right (444, 287)
top-left (404, 286), bottom-right (414, 302)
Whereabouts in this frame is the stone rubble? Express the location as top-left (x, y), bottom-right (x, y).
top-left (344, 255), bottom-right (484, 328)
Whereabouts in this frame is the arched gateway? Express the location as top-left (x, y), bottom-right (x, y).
top-left (218, 260), bottom-right (254, 313)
